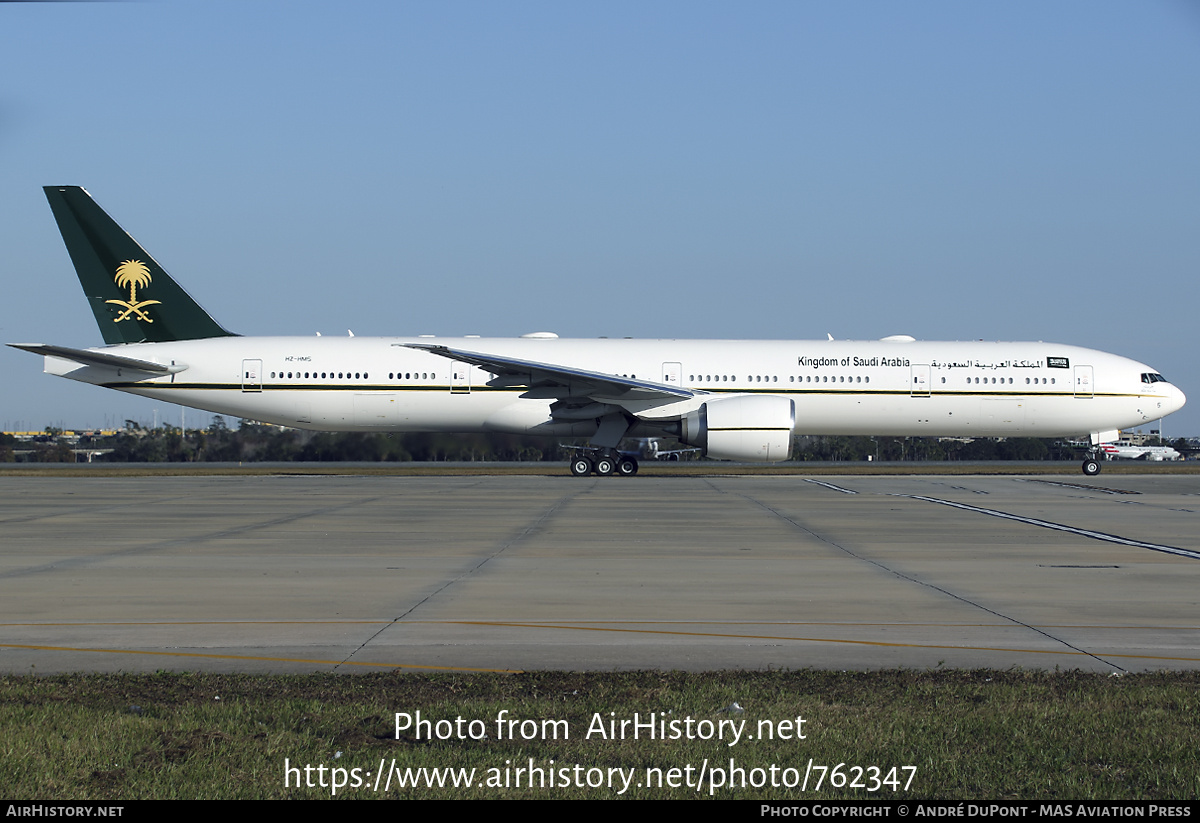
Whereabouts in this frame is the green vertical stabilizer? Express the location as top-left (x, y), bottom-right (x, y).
top-left (44, 186), bottom-right (237, 344)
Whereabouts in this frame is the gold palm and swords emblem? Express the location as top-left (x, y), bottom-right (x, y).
top-left (106, 260), bottom-right (161, 323)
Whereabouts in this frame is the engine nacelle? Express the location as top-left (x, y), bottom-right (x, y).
top-left (679, 395), bottom-right (795, 462)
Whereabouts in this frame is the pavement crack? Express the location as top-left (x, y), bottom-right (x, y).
top-left (338, 481), bottom-right (593, 669)
top-left (709, 479), bottom-right (1128, 672)
top-left (0, 495), bottom-right (388, 580)
top-left (0, 493), bottom-right (196, 527)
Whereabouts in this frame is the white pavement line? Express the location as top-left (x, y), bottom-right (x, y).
top-left (803, 479), bottom-right (859, 494)
top-left (900, 495), bottom-right (1200, 560)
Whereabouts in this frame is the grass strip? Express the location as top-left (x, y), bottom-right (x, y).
top-left (2, 669), bottom-right (1196, 799)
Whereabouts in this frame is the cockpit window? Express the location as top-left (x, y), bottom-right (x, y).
top-left (1141, 373), bottom-right (1168, 384)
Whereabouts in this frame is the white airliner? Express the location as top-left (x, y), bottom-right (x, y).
top-left (1101, 442), bottom-right (1182, 461)
top-left (10, 187), bottom-right (1187, 477)
top-left (625, 438), bottom-right (701, 462)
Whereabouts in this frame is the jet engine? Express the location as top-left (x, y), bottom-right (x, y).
top-left (678, 395), bottom-right (795, 462)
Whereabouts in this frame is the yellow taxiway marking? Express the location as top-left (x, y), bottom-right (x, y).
top-left (0, 643), bottom-right (520, 673)
top-left (446, 621), bottom-right (1200, 663)
top-left (6, 621), bottom-right (1198, 665)
top-left (0, 621), bottom-right (390, 627)
top-left (4, 620), bottom-right (1198, 629)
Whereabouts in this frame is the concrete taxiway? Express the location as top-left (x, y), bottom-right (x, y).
top-left (1, 472), bottom-right (1198, 674)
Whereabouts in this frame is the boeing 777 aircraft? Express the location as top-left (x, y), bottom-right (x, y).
top-left (10, 187), bottom-right (1187, 477)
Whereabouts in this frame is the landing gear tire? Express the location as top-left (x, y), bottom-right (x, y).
top-left (1082, 458), bottom-right (1102, 477)
top-left (594, 456), bottom-right (616, 476)
top-left (570, 457), bottom-right (594, 477)
top-left (617, 457), bottom-right (639, 477)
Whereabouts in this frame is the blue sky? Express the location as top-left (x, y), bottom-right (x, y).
top-left (3, 1), bottom-right (1199, 435)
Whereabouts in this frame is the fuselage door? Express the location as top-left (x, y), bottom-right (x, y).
top-left (662, 362), bottom-right (682, 385)
top-left (910, 364), bottom-right (931, 397)
top-left (242, 359), bottom-right (263, 392)
top-left (451, 361), bottom-right (471, 394)
top-left (1074, 365), bottom-right (1094, 398)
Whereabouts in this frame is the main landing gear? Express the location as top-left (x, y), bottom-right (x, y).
top-left (569, 448), bottom-right (639, 477)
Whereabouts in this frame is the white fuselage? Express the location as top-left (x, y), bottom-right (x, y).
top-left (43, 335), bottom-right (1185, 442)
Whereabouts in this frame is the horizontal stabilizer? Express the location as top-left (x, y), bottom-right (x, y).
top-left (7, 343), bottom-right (187, 374)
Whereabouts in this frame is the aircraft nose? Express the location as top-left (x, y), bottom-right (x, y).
top-left (1169, 383), bottom-right (1187, 414)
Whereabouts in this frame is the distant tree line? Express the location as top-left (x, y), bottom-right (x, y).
top-left (792, 435), bottom-right (1084, 462)
top-left (0, 418), bottom-right (1186, 464)
top-left (1, 418), bottom-right (557, 463)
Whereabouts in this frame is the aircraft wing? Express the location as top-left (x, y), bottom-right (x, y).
top-left (8, 343), bottom-right (187, 374)
top-left (405, 343), bottom-right (697, 404)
